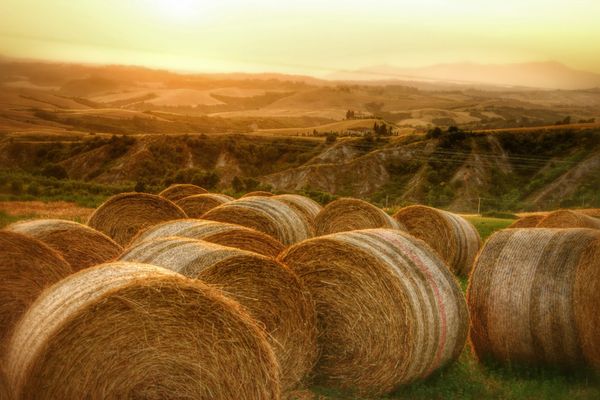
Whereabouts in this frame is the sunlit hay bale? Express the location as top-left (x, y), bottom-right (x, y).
top-left (0, 231), bottom-right (72, 352)
top-left (131, 219), bottom-right (285, 258)
top-left (158, 183), bottom-right (208, 202)
top-left (5, 262), bottom-right (281, 400)
top-left (241, 191), bottom-right (274, 198)
top-left (278, 229), bottom-right (468, 395)
top-left (120, 238), bottom-right (317, 391)
top-left (536, 210), bottom-right (600, 229)
top-left (203, 197), bottom-right (315, 245)
top-left (87, 193), bottom-right (187, 247)
top-left (392, 205), bottom-right (481, 276)
top-left (175, 193), bottom-right (235, 218)
top-left (274, 194), bottom-right (323, 224)
top-left (5, 219), bottom-right (122, 271)
top-left (508, 214), bottom-right (546, 228)
top-left (315, 198), bottom-right (404, 236)
top-left (467, 228), bottom-right (600, 369)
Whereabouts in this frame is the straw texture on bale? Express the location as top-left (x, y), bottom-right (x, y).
top-left (0, 231), bottom-right (72, 352)
top-left (393, 205), bottom-right (481, 275)
top-left (315, 198), bottom-right (404, 236)
top-left (132, 219), bottom-right (285, 258)
top-left (158, 183), bottom-right (208, 202)
top-left (536, 210), bottom-right (600, 229)
top-left (120, 237), bottom-right (317, 391)
top-left (241, 191), bottom-right (274, 198)
top-left (0, 368), bottom-right (11, 400)
top-left (5, 219), bottom-right (122, 271)
top-left (5, 262), bottom-right (281, 400)
top-left (279, 229), bottom-right (469, 395)
top-left (274, 194), bottom-right (323, 224)
top-left (467, 228), bottom-right (600, 369)
top-left (508, 214), bottom-right (546, 228)
top-left (175, 193), bottom-right (234, 218)
top-left (203, 197), bottom-right (314, 245)
top-left (87, 193), bottom-right (187, 246)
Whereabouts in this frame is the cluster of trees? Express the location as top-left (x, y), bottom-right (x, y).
top-left (373, 122), bottom-right (393, 136)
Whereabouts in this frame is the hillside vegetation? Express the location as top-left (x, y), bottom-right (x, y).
top-left (1, 127), bottom-right (598, 212)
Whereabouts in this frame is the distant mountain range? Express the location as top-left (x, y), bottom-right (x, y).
top-left (328, 61), bottom-right (600, 90)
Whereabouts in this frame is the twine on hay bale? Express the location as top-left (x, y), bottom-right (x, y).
top-left (158, 183), bottom-right (208, 202)
top-left (315, 198), bottom-right (404, 236)
top-left (0, 231), bottom-right (72, 352)
top-left (508, 214), bottom-right (546, 228)
top-left (467, 228), bottom-right (600, 369)
top-left (5, 219), bottom-right (122, 271)
top-left (393, 205), bottom-right (481, 275)
top-left (120, 237), bottom-right (317, 391)
top-left (278, 228), bottom-right (468, 395)
top-left (131, 219), bottom-right (285, 258)
top-left (274, 194), bottom-right (323, 224)
top-left (536, 210), bottom-right (600, 229)
top-left (203, 197), bottom-right (314, 245)
top-left (87, 193), bottom-right (187, 247)
top-left (241, 191), bottom-right (274, 198)
top-left (175, 193), bottom-right (234, 218)
top-left (5, 262), bottom-right (281, 400)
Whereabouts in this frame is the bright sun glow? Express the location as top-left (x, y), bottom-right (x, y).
top-left (151, 0), bottom-right (199, 22)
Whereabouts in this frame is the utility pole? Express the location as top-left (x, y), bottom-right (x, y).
top-left (477, 196), bottom-right (481, 215)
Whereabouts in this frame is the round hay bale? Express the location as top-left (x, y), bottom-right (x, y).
top-left (536, 210), bottom-right (600, 229)
top-left (5, 219), bottom-right (122, 271)
top-left (315, 198), bottom-right (404, 236)
top-left (175, 193), bottom-right (234, 218)
top-left (120, 237), bottom-right (317, 391)
top-left (392, 205), bottom-right (481, 275)
top-left (508, 214), bottom-right (546, 228)
top-left (203, 197), bottom-right (314, 245)
top-left (87, 193), bottom-right (187, 246)
top-left (278, 229), bottom-right (468, 395)
top-left (131, 219), bottom-right (285, 258)
top-left (274, 194), bottom-right (323, 223)
top-left (5, 262), bottom-right (281, 400)
top-left (158, 183), bottom-right (208, 202)
top-left (467, 228), bottom-right (600, 369)
top-left (241, 191), bottom-right (274, 198)
top-left (0, 231), bottom-right (72, 352)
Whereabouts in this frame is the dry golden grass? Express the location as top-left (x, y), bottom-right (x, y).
top-left (0, 201), bottom-right (94, 222)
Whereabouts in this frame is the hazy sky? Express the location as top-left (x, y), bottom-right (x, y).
top-left (1, 0), bottom-right (599, 75)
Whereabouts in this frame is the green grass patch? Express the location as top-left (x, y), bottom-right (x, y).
top-left (465, 216), bottom-right (516, 241)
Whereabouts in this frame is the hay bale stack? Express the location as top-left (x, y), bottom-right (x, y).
top-left (158, 183), bottom-right (208, 202)
top-left (508, 214), bottom-right (546, 228)
top-left (132, 219), bottom-right (285, 257)
top-left (467, 228), bottom-right (600, 369)
top-left (393, 205), bottom-right (481, 275)
top-left (274, 194), bottom-right (323, 223)
top-left (87, 193), bottom-right (187, 246)
top-left (242, 191), bottom-right (274, 198)
top-left (536, 210), bottom-right (600, 229)
top-left (5, 219), bottom-right (122, 271)
top-left (175, 193), bottom-right (234, 218)
top-left (0, 231), bottom-right (72, 352)
top-left (203, 197), bottom-right (314, 245)
top-left (279, 229), bottom-right (468, 395)
top-left (121, 238), bottom-right (317, 391)
top-left (315, 198), bottom-right (404, 236)
top-left (5, 262), bottom-right (281, 400)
